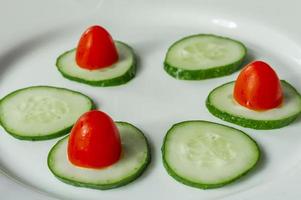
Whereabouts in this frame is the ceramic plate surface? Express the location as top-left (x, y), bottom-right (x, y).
top-left (1, 0), bottom-right (301, 199)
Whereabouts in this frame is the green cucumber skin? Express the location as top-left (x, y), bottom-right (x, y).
top-left (206, 80), bottom-right (301, 130)
top-left (4, 125), bottom-right (71, 141)
top-left (56, 41), bottom-right (136, 87)
top-left (164, 34), bottom-right (247, 80)
top-left (0, 86), bottom-right (95, 141)
top-left (48, 122), bottom-right (151, 190)
top-left (161, 120), bottom-right (260, 189)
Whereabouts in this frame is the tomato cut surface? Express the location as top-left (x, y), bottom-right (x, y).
top-left (75, 25), bottom-right (119, 70)
top-left (68, 110), bottom-right (121, 169)
top-left (233, 61), bottom-right (283, 111)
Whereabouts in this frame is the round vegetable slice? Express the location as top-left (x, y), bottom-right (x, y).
top-left (164, 34), bottom-right (247, 80)
top-left (0, 86), bottom-right (94, 140)
top-left (162, 120), bottom-right (260, 189)
top-left (56, 41), bottom-right (136, 87)
top-left (206, 81), bottom-right (301, 129)
top-left (48, 122), bottom-right (150, 190)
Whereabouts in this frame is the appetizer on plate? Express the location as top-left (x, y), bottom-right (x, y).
top-left (206, 61), bottom-right (301, 129)
top-left (56, 26), bottom-right (136, 87)
top-left (48, 110), bottom-right (150, 190)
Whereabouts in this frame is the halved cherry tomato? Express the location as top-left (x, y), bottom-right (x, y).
top-left (75, 25), bottom-right (119, 70)
top-left (68, 110), bottom-right (121, 168)
top-left (233, 60), bottom-right (283, 111)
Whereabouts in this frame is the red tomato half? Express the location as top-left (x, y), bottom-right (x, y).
top-left (68, 110), bottom-right (121, 168)
top-left (75, 25), bottom-right (119, 70)
top-left (233, 60), bottom-right (283, 111)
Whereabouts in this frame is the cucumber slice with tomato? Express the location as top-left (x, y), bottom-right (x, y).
top-left (48, 122), bottom-right (150, 190)
top-left (162, 120), bottom-right (260, 189)
top-left (164, 34), bottom-right (247, 80)
top-left (0, 86), bottom-right (94, 140)
top-left (206, 80), bottom-right (301, 129)
top-left (56, 41), bottom-right (136, 87)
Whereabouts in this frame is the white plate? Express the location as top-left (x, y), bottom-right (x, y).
top-left (1, 0), bottom-right (301, 199)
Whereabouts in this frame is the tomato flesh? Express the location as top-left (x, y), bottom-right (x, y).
top-left (75, 25), bottom-right (119, 70)
top-left (68, 110), bottom-right (121, 168)
top-left (233, 60), bottom-right (283, 111)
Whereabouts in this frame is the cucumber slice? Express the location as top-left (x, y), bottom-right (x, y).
top-left (56, 41), bottom-right (136, 87)
top-left (162, 120), bottom-right (260, 189)
top-left (206, 80), bottom-right (301, 129)
top-left (0, 86), bottom-right (94, 140)
top-left (164, 34), bottom-right (247, 80)
top-left (48, 122), bottom-right (150, 190)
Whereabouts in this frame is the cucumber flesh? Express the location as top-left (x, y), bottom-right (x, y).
top-left (0, 86), bottom-right (93, 140)
top-left (162, 121), bottom-right (260, 189)
top-left (206, 80), bottom-right (301, 129)
top-left (164, 34), bottom-right (247, 80)
top-left (48, 122), bottom-right (150, 190)
top-left (56, 41), bottom-right (136, 87)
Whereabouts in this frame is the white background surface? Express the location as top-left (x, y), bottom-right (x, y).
top-left (0, 0), bottom-right (301, 199)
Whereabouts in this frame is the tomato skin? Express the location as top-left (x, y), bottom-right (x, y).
top-left (75, 25), bottom-right (119, 70)
top-left (233, 61), bottom-right (283, 111)
top-left (68, 110), bottom-right (121, 169)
